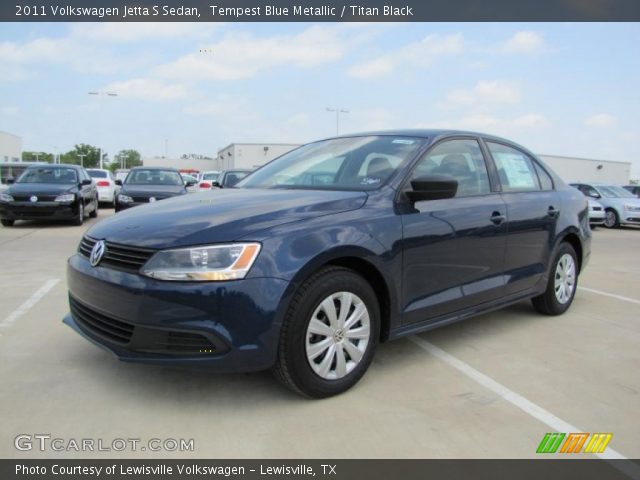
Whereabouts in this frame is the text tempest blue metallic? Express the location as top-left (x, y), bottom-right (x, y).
top-left (64, 130), bottom-right (591, 397)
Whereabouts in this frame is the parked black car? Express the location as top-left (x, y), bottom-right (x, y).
top-left (0, 164), bottom-right (98, 226)
top-left (212, 169), bottom-right (252, 188)
top-left (64, 130), bottom-right (591, 398)
top-left (115, 167), bottom-right (193, 212)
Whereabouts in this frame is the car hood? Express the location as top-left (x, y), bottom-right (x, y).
top-left (88, 188), bottom-right (368, 248)
top-left (120, 184), bottom-right (186, 197)
top-left (7, 183), bottom-right (76, 196)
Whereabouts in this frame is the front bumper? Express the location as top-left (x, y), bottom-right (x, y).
top-left (64, 253), bottom-right (290, 372)
top-left (589, 210), bottom-right (605, 224)
top-left (0, 201), bottom-right (78, 221)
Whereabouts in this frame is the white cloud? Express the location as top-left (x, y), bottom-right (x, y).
top-left (501, 31), bottom-right (546, 54)
top-left (70, 23), bottom-right (218, 43)
top-left (513, 113), bottom-right (551, 128)
top-left (347, 33), bottom-right (464, 78)
top-left (584, 113), bottom-right (618, 128)
top-left (157, 25), bottom-right (368, 81)
top-left (442, 80), bottom-right (521, 109)
top-left (104, 78), bottom-right (188, 101)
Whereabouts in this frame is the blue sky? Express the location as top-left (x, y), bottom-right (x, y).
top-left (1, 22), bottom-right (639, 176)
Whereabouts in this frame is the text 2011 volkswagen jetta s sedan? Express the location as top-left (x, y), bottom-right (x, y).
top-left (64, 130), bottom-right (590, 398)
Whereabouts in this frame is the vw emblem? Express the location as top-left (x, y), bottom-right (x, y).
top-left (149, 197), bottom-right (156, 203)
top-left (30, 196), bottom-right (38, 203)
top-left (89, 240), bottom-right (106, 267)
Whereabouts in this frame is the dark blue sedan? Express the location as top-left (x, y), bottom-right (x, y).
top-left (63, 130), bottom-right (591, 398)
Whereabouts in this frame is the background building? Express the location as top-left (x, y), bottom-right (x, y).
top-left (216, 143), bottom-right (300, 171)
top-left (0, 131), bottom-right (22, 162)
top-left (539, 154), bottom-right (631, 185)
top-left (142, 156), bottom-right (218, 172)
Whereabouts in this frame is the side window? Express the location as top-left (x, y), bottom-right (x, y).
top-left (409, 139), bottom-right (491, 197)
top-left (533, 161), bottom-right (553, 190)
top-left (583, 185), bottom-right (599, 197)
top-left (486, 142), bottom-right (540, 192)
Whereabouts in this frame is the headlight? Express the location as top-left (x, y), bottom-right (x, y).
top-left (624, 204), bottom-right (640, 212)
top-left (54, 193), bottom-right (75, 203)
top-left (141, 243), bottom-right (261, 281)
top-left (0, 193), bottom-right (14, 202)
top-left (118, 194), bottom-right (133, 203)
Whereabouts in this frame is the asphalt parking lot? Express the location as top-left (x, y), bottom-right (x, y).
top-left (0, 211), bottom-right (638, 459)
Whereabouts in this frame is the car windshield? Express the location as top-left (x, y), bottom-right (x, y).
top-left (17, 167), bottom-right (78, 184)
top-left (238, 136), bottom-right (426, 191)
top-left (87, 170), bottom-right (107, 178)
top-left (598, 185), bottom-right (635, 198)
top-left (125, 169), bottom-right (183, 186)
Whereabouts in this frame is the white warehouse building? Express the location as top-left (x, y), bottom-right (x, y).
top-left (216, 143), bottom-right (300, 171)
top-left (539, 154), bottom-right (631, 185)
top-left (0, 131), bottom-right (22, 163)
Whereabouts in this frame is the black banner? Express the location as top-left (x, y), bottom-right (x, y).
top-left (4, 0), bottom-right (640, 22)
top-left (2, 460), bottom-right (640, 480)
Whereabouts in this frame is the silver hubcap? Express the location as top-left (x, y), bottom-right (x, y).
top-left (554, 253), bottom-right (576, 304)
top-left (305, 291), bottom-right (370, 380)
top-left (604, 211), bottom-right (616, 228)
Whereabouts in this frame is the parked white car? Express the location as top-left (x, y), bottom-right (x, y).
top-left (196, 171), bottom-right (220, 191)
top-left (86, 168), bottom-right (120, 207)
top-left (587, 198), bottom-right (605, 228)
top-left (181, 174), bottom-right (198, 193)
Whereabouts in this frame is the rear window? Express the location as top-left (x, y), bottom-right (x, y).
top-left (87, 170), bottom-right (107, 178)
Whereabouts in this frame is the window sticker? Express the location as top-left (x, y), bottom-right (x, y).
top-left (361, 177), bottom-right (382, 185)
top-left (392, 139), bottom-right (415, 144)
top-left (499, 154), bottom-right (536, 188)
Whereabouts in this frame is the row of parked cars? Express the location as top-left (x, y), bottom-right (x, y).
top-left (0, 165), bottom-right (252, 226)
top-left (571, 182), bottom-right (640, 228)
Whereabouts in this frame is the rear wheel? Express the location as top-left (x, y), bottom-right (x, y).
top-left (603, 209), bottom-right (619, 228)
top-left (532, 242), bottom-right (578, 315)
top-left (273, 266), bottom-right (380, 398)
top-left (1, 219), bottom-right (14, 227)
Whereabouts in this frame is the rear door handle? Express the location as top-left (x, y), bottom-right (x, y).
top-left (490, 211), bottom-right (506, 225)
top-left (548, 206), bottom-right (559, 218)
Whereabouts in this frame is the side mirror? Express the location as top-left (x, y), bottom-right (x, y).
top-left (81, 179), bottom-right (92, 186)
top-left (115, 179), bottom-right (123, 186)
top-left (407, 175), bottom-right (458, 202)
top-left (185, 180), bottom-right (196, 187)
top-left (587, 192), bottom-right (600, 199)
top-left (6, 177), bottom-right (15, 185)
top-left (211, 181), bottom-right (221, 188)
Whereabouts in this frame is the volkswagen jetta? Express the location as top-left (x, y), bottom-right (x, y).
top-left (63, 130), bottom-right (590, 398)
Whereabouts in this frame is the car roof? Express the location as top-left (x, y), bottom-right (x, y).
top-left (26, 163), bottom-right (81, 169)
top-left (129, 166), bottom-right (179, 171)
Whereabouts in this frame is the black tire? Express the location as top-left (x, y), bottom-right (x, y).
top-left (603, 208), bottom-right (619, 228)
top-left (532, 242), bottom-right (578, 316)
top-left (1, 219), bottom-right (15, 227)
top-left (72, 202), bottom-right (84, 226)
top-left (273, 266), bottom-right (380, 398)
top-left (89, 197), bottom-right (98, 218)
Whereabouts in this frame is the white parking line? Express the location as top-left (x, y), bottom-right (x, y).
top-left (0, 279), bottom-right (60, 330)
top-left (408, 335), bottom-right (633, 464)
top-left (579, 286), bottom-right (640, 306)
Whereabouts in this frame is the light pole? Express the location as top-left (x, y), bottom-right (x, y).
top-left (77, 154), bottom-right (86, 167)
top-left (326, 107), bottom-right (349, 135)
top-left (88, 91), bottom-right (118, 169)
top-left (33, 152), bottom-right (43, 162)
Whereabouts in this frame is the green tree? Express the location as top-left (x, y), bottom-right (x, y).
top-left (22, 151), bottom-right (54, 163)
top-left (60, 144), bottom-right (102, 168)
top-left (113, 149), bottom-right (143, 170)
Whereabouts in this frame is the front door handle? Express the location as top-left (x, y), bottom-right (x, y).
top-left (490, 211), bottom-right (506, 225)
top-left (548, 206), bottom-right (559, 218)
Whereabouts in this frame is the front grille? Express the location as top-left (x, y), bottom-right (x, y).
top-left (591, 206), bottom-right (602, 211)
top-left (78, 236), bottom-right (155, 273)
top-left (13, 195), bottom-right (57, 202)
top-left (139, 331), bottom-right (217, 355)
top-left (11, 208), bottom-right (55, 217)
top-left (70, 296), bottom-right (134, 345)
top-left (132, 195), bottom-right (170, 203)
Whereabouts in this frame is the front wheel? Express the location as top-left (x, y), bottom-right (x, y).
top-left (532, 242), bottom-right (578, 316)
top-left (72, 202), bottom-right (84, 226)
top-left (273, 266), bottom-right (380, 398)
top-left (1, 219), bottom-right (14, 227)
top-left (603, 209), bottom-right (619, 228)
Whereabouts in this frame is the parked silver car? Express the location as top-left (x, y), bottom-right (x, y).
top-left (570, 182), bottom-right (640, 228)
